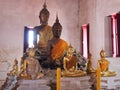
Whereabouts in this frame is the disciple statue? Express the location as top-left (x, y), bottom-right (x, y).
top-left (61, 44), bottom-right (86, 77)
top-left (63, 44), bottom-right (78, 72)
top-left (19, 48), bottom-right (44, 80)
top-left (8, 59), bottom-right (19, 76)
top-left (19, 57), bottom-right (28, 79)
top-left (86, 53), bottom-right (96, 74)
top-left (98, 49), bottom-right (116, 77)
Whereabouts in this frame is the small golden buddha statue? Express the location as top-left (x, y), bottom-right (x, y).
top-left (19, 48), bottom-right (44, 80)
top-left (8, 59), bottom-right (19, 76)
top-left (86, 53), bottom-right (96, 74)
top-left (19, 57), bottom-right (28, 79)
top-left (62, 44), bottom-right (86, 77)
top-left (98, 49), bottom-right (116, 77)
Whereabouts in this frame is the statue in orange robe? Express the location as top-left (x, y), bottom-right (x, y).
top-left (42, 15), bottom-right (68, 69)
top-left (51, 39), bottom-right (68, 61)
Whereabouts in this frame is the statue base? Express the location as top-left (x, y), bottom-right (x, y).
top-left (101, 76), bottom-right (120, 89)
top-left (61, 70), bottom-right (86, 77)
top-left (17, 79), bottom-right (51, 90)
top-left (61, 76), bottom-right (92, 90)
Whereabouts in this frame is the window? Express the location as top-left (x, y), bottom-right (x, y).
top-left (81, 24), bottom-right (89, 58)
top-left (23, 26), bottom-right (34, 53)
top-left (105, 12), bottom-right (120, 57)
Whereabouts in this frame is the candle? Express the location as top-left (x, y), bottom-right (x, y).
top-left (97, 63), bottom-right (101, 90)
top-left (56, 68), bottom-right (61, 90)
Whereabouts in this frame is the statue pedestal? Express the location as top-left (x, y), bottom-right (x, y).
top-left (17, 79), bottom-right (51, 90)
top-left (106, 57), bottom-right (120, 76)
top-left (101, 76), bottom-right (120, 90)
top-left (61, 76), bottom-right (91, 90)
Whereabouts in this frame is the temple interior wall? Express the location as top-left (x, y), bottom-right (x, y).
top-left (79, 0), bottom-right (120, 67)
top-left (0, 0), bottom-right (120, 87)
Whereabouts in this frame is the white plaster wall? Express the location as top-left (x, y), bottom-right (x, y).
top-left (107, 57), bottom-right (120, 76)
top-left (95, 0), bottom-right (120, 67)
top-left (79, 0), bottom-right (120, 68)
top-left (79, 0), bottom-right (97, 67)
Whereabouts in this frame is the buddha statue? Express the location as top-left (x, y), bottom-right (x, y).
top-left (33, 2), bottom-right (53, 67)
top-left (86, 53), bottom-right (96, 74)
top-left (98, 49), bottom-right (116, 77)
top-left (19, 48), bottom-right (44, 80)
top-left (61, 44), bottom-right (86, 77)
top-left (8, 59), bottom-right (19, 76)
top-left (34, 2), bottom-right (53, 49)
top-left (40, 15), bottom-right (68, 69)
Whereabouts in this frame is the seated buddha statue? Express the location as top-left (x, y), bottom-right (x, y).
top-left (41, 15), bottom-right (68, 69)
top-left (48, 15), bottom-right (68, 61)
top-left (8, 59), bottom-right (19, 76)
top-left (19, 48), bottom-right (44, 80)
top-left (61, 44), bottom-right (86, 77)
top-left (98, 49), bottom-right (116, 77)
top-left (86, 53), bottom-right (96, 74)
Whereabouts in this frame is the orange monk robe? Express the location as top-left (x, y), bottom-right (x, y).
top-left (98, 59), bottom-right (109, 72)
top-left (51, 39), bottom-right (68, 61)
top-left (66, 56), bottom-right (78, 70)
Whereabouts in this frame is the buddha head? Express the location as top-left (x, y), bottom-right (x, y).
top-left (52, 15), bottom-right (62, 38)
top-left (88, 53), bottom-right (92, 59)
top-left (28, 48), bottom-right (35, 57)
top-left (14, 59), bottom-right (18, 65)
top-left (67, 44), bottom-right (74, 55)
top-left (100, 49), bottom-right (106, 58)
top-left (39, 2), bottom-right (50, 25)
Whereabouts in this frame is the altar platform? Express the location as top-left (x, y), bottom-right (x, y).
top-left (101, 76), bottom-right (120, 90)
top-left (101, 57), bottom-right (120, 90)
top-left (17, 79), bottom-right (51, 90)
top-left (61, 76), bottom-right (92, 90)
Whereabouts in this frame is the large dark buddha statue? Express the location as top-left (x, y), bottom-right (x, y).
top-left (40, 15), bottom-right (68, 69)
top-left (48, 16), bottom-right (68, 61)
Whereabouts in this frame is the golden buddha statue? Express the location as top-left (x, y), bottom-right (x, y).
top-left (98, 49), bottom-right (116, 77)
top-left (8, 59), bottom-right (19, 76)
top-left (19, 48), bottom-right (44, 80)
top-left (19, 57), bottom-right (28, 79)
top-left (86, 53), bottom-right (96, 74)
top-left (61, 44), bottom-right (86, 77)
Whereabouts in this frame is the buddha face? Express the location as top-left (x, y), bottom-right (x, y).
top-left (52, 25), bottom-right (62, 38)
top-left (67, 47), bottom-right (74, 55)
top-left (28, 49), bottom-right (35, 57)
top-left (88, 53), bottom-right (92, 59)
top-left (39, 13), bottom-right (49, 25)
top-left (14, 59), bottom-right (18, 65)
top-left (100, 49), bottom-right (106, 58)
